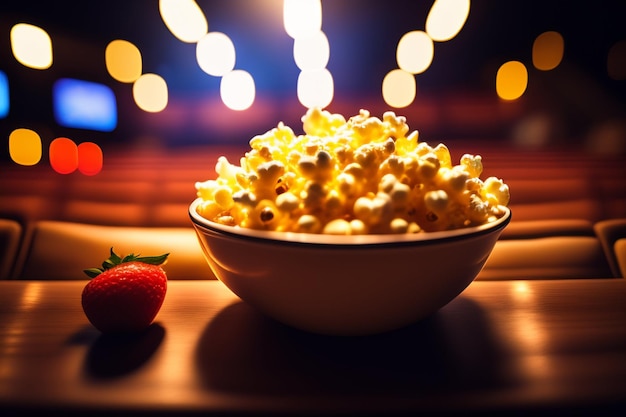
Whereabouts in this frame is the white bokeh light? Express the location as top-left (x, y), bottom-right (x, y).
top-left (159, 0), bottom-right (208, 43)
top-left (297, 68), bottom-right (334, 109)
top-left (382, 69), bottom-right (416, 108)
top-left (293, 31), bottom-right (330, 71)
top-left (10, 23), bottom-right (53, 70)
top-left (133, 73), bottom-right (168, 112)
top-left (220, 70), bottom-right (255, 111)
top-left (425, 0), bottom-right (470, 42)
top-left (197, 32), bottom-right (236, 77)
top-left (284, 0), bottom-right (322, 39)
top-left (396, 30), bottom-right (434, 74)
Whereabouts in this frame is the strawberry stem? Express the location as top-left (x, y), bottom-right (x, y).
top-left (83, 247), bottom-right (169, 278)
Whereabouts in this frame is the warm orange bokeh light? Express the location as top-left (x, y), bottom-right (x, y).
top-left (608, 39), bottom-right (626, 80)
top-left (106, 39), bottom-right (142, 83)
top-left (77, 142), bottom-right (103, 175)
top-left (9, 128), bottom-right (42, 166)
top-left (533, 31), bottom-right (564, 71)
top-left (496, 61), bottom-right (528, 101)
top-left (49, 137), bottom-right (78, 174)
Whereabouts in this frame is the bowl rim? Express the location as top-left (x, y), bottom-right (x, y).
top-left (189, 198), bottom-right (511, 249)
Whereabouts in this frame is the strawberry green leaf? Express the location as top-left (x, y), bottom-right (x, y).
top-left (83, 248), bottom-right (169, 278)
top-left (109, 247), bottom-right (122, 264)
top-left (83, 268), bottom-right (103, 278)
top-left (135, 253), bottom-right (170, 265)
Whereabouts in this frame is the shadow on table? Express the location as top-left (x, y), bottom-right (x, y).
top-left (195, 295), bottom-right (513, 397)
top-left (81, 323), bottom-right (166, 379)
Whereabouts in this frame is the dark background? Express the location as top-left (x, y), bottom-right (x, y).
top-left (1, 0), bottom-right (625, 153)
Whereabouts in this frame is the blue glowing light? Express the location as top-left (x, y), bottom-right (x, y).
top-left (0, 71), bottom-right (9, 118)
top-left (53, 78), bottom-right (117, 131)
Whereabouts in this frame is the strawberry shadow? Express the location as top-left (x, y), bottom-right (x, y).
top-left (83, 323), bottom-right (165, 379)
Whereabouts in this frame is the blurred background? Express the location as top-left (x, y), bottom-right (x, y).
top-left (1, 0), bottom-right (626, 166)
top-left (1, 1), bottom-right (625, 275)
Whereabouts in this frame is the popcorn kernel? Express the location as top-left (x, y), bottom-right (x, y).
top-left (195, 108), bottom-right (509, 235)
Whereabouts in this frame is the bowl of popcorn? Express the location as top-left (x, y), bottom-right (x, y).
top-left (189, 108), bottom-right (510, 336)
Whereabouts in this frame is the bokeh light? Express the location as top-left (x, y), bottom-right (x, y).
top-left (297, 68), bottom-right (334, 109)
top-left (133, 73), bottom-right (168, 112)
top-left (425, 0), bottom-right (471, 42)
top-left (77, 142), bottom-right (103, 176)
top-left (396, 30), bottom-right (434, 74)
top-left (285, 0), bottom-right (333, 108)
top-left (106, 39), bottom-right (142, 83)
top-left (159, 0), bottom-right (208, 43)
top-left (10, 23), bottom-right (53, 70)
top-left (0, 71), bottom-right (8, 118)
top-left (196, 32), bottom-right (236, 77)
top-left (9, 128), bottom-right (42, 166)
top-left (532, 31), bottom-right (564, 71)
top-left (53, 78), bottom-right (117, 132)
top-left (607, 39), bottom-right (626, 81)
top-left (293, 31), bottom-right (330, 71)
top-left (496, 61), bottom-right (528, 101)
top-left (220, 70), bottom-right (255, 111)
top-left (49, 137), bottom-right (78, 174)
top-left (283, 0), bottom-right (322, 39)
top-left (382, 69), bottom-right (416, 108)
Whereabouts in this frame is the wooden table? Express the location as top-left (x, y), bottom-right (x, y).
top-left (1, 279), bottom-right (625, 416)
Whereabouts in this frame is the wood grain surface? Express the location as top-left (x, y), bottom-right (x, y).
top-left (1, 279), bottom-right (625, 416)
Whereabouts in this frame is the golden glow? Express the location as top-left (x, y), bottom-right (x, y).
top-left (133, 73), bottom-right (168, 113)
top-left (509, 282), bottom-right (548, 353)
top-left (106, 40), bottom-right (142, 83)
top-left (283, 0), bottom-right (322, 39)
top-left (196, 32), bottom-right (236, 77)
top-left (294, 30), bottom-right (330, 71)
top-left (9, 128), bottom-right (42, 166)
top-left (425, 0), bottom-right (470, 42)
top-left (297, 68), bottom-right (334, 109)
top-left (382, 69), bottom-right (416, 108)
top-left (496, 61), bottom-right (528, 101)
top-left (10, 23), bottom-right (53, 69)
top-left (159, 0), bottom-right (208, 43)
top-left (220, 70), bottom-right (255, 111)
top-left (396, 30), bottom-right (434, 74)
top-left (49, 137), bottom-right (78, 174)
top-left (607, 39), bottom-right (626, 80)
top-left (22, 281), bottom-right (45, 310)
top-left (77, 142), bottom-right (103, 176)
top-left (512, 281), bottom-right (531, 300)
top-left (532, 31), bottom-right (564, 71)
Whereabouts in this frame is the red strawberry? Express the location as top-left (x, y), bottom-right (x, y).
top-left (82, 248), bottom-right (169, 333)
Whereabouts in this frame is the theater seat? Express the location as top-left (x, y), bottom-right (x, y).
top-left (14, 221), bottom-right (216, 280)
top-left (479, 236), bottom-right (613, 280)
top-left (0, 219), bottom-right (22, 280)
top-left (499, 218), bottom-right (596, 239)
top-left (614, 239), bottom-right (626, 278)
top-left (594, 219), bottom-right (626, 277)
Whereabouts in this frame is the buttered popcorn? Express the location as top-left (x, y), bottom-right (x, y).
top-left (195, 108), bottom-right (510, 234)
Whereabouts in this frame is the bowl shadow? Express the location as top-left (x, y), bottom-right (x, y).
top-left (195, 295), bottom-right (514, 398)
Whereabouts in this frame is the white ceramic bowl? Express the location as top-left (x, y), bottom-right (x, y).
top-left (189, 198), bottom-right (511, 336)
